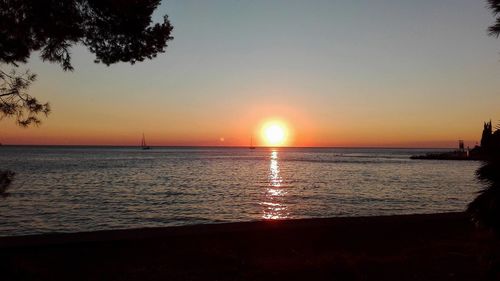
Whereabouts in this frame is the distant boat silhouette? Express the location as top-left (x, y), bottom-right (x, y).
top-left (141, 133), bottom-right (151, 150)
top-left (249, 136), bottom-right (256, 150)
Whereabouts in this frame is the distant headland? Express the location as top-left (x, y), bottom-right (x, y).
top-left (411, 121), bottom-right (500, 161)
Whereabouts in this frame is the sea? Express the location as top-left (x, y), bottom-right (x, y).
top-left (0, 146), bottom-right (482, 236)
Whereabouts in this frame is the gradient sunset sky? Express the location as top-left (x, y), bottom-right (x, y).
top-left (1, 0), bottom-right (500, 147)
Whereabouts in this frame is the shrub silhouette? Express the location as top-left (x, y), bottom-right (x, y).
top-left (0, 170), bottom-right (15, 196)
top-left (467, 121), bottom-right (500, 233)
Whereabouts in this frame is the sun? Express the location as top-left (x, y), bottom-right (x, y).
top-left (262, 122), bottom-right (287, 146)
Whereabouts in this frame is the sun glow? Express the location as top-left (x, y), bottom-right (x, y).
top-left (262, 122), bottom-right (288, 146)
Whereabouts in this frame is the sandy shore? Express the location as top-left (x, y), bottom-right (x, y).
top-left (1, 212), bottom-right (498, 280)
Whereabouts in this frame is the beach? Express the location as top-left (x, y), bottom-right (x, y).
top-left (1, 212), bottom-right (497, 281)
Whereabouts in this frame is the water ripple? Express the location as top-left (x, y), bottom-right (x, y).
top-left (0, 147), bottom-right (480, 236)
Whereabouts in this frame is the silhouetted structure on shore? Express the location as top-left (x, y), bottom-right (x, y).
top-left (410, 142), bottom-right (478, 160)
top-left (411, 121), bottom-right (499, 161)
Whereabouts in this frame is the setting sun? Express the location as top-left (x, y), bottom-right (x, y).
top-left (262, 122), bottom-right (288, 146)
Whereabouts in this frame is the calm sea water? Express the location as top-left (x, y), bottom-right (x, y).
top-left (0, 146), bottom-right (481, 236)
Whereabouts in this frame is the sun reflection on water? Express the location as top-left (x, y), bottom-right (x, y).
top-left (262, 150), bottom-right (289, 220)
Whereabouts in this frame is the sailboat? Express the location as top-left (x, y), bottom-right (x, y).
top-left (249, 136), bottom-right (256, 150)
top-left (141, 133), bottom-right (151, 150)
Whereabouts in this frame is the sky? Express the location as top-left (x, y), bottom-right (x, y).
top-left (1, 0), bottom-right (500, 147)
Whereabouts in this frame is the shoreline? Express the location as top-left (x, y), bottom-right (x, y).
top-left (1, 212), bottom-right (497, 280)
top-left (0, 212), bottom-right (469, 246)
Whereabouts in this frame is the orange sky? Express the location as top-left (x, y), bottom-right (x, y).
top-left (0, 97), bottom-right (489, 148)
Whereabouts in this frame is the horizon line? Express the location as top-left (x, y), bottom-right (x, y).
top-left (0, 144), bottom-right (459, 150)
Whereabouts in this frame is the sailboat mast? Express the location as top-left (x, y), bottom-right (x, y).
top-left (249, 135), bottom-right (256, 149)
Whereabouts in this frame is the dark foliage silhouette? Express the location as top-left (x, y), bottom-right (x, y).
top-left (465, 2), bottom-right (500, 234)
top-left (488, 0), bottom-right (500, 37)
top-left (0, 69), bottom-right (49, 127)
top-left (467, 121), bottom-right (500, 233)
top-left (0, 0), bottom-right (173, 126)
top-left (0, 170), bottom-right (15, 196)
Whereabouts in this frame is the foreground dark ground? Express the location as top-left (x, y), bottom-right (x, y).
top-left (1, 213), bottom-right (499, 281)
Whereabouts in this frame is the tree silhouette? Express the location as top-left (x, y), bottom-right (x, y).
top-left (0, 69), bottom-right (49, 127)
top-left (467, 122), bottom-right (500, 232)
top-left (488, 0), bottom-right (500, 37)
top-left (465, 2), bottom-right (500, 234)
top-left (0, 0), bottom-right (173, 126)
top-left (463, 2), bottom-right (500, 235)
